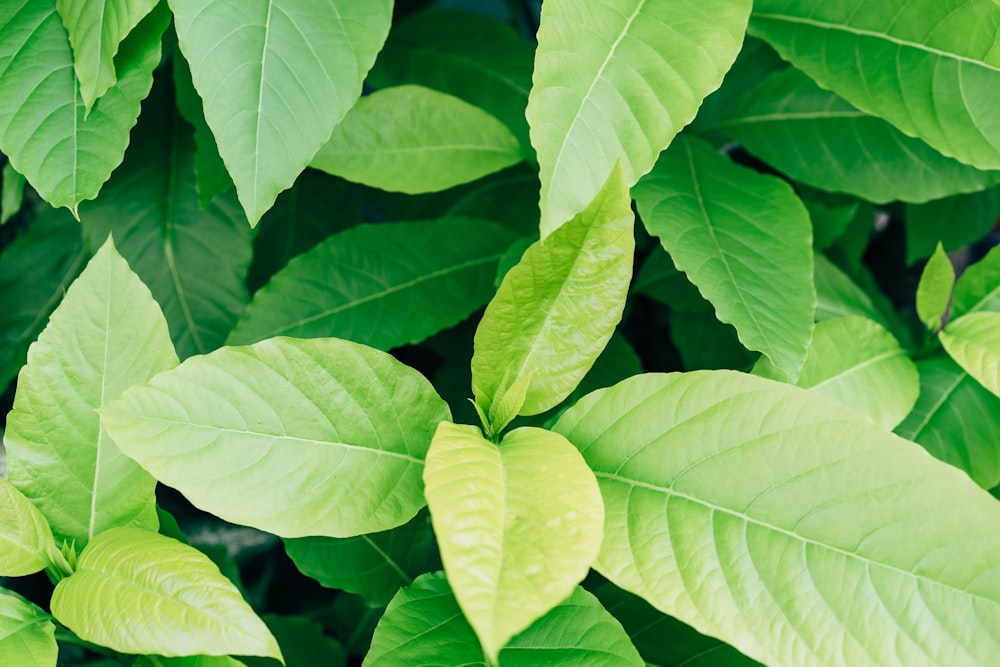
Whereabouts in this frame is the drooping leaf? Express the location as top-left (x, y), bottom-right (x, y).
top-left (5, 238), bottom-right (178, 548)
top-left (55, 0), bottom-right (160, 113)
top-left (0, 161), bottom-right (25, 225)
top-left (367, 8), bottom-right (535, 151)
top-left (633, 135), bottom-right (814, 379)
top-left (284, 511), bottom-right (435, 606)
top-left (230, 218), bottom-right (517, 348)
top-left (905, 186), bottom-right (1000, 265)
top-left (0, 477), bottom-right (57, 577)
top-left (753, 316), bottom-right (919, 429)
top-left (51, 527), bottom-right (281, 661)
top-left (423, 423), bottom-right (604, 661)
top-left (0, 207), bottom-right (85, 389)
top-left (527, 0), bottom-right (752, 235)
top-left (554, 370), bottom-right (1000, 667)
top-left (916, 244), bottom-right (956, 332)
top-left (939, 311), bottom-right (1000, 398)
top-left (242, 615), bottom-right (345, 667)
top-left (0, 588), bottom-right (57, 667)
top-left (312, 86), bottom-right (522, 194)
top-left (472, 165), bottom-right (634, 416)
top-left (719, 67), bottom-right (1000, 203)
top-left (101, 336), bottom-right (451, 538)
top-left (897, 354), bottom-right (1000, 489)
top-left (79, 72), bottom-right (252, 359)
top-left (952, 244), bottom-right (1000, 317)
top-left (168, 0), bottom-right (392, 224)
top-left (0, 0), bottom-right (169, 211)
top-left (364, 573), bottom-right (643, 667)
top-left (749, 0), bottom-right (1000, 170)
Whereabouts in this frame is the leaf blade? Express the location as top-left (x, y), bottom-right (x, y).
top-left (940, 311), bottom-right (1000, 398)
top-left (0, 478), bottom-right (56, 577)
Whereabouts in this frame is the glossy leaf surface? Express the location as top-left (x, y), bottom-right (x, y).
top-left (0, 589), bottom-right (57, 667)
top-left (940, 312), bottom-right (1000, 398)
top-left (0, 477), bottom-right (56, 577)
top-left (916, 244), bottom-right (955, 331)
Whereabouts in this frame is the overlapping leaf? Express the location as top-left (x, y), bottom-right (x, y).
top-left (952, 244), bottom-right (1000, 317)
top-left (940, 312), bottom-right (1000, 398)
top-left (0, 478), bottom-right (57, 577)
top-left (243, 615), bottom-right (345, 667)
top-left (905, 186), bottom-right (1000, 265)
top-left (0, 589), bottom-right (57, 667)
top-left (0, 162), bottom-right (25, 225)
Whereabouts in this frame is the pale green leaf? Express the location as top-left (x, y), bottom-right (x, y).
top-left (423, 423), bottom-right (604, 662)
top-left (51, 527), bottom-right (281, 661)
top-left (134, 656), bottom-right (246, 667)
top-left (472, 165), bottom-right (634, 416)
top-left (5, 238), bottom-right (178, 548)
top-left (55, 0), bottom-right (159, 113)
top-left (905, 186), bottom-right (1000, 265)
top-left (229, 218), bottom-right (517, 348)
top-left (312, 85), bottom-right (522, 194)
top-left (953, 244), bottom-right (1000, 317)
top-left (916, 243), bottom-right (956, 331)
top-left (0, 477), bottom-right (56, 577)
top-left (243, 615), bottom-right (345, 667)
top-left (749, 0), bottom-right (1000, 170)
top-left (554, 370), bottom-right (1000, 667)
top-left (168, 0), bottom-right (392, 224)
top-left (527, 0), bottom-right (752, 235)
top-left (720, 68), bottom-right (1000, 203)
top-left (633, 135), bottom-right (815, 379)
top-left (79, 75), bottom-right (252, 359)
top-left (0, 0), bottom-right (168, 211)
top-left (101, 337), bottom-right (450, 538)
top-left (0, 161), bottom-right (25, 225)
top-left (896, 354), bottom-right (1000, 489)
top-left (364, 573), bottom-right (642, 667)
top-left (0, 588), bottom-right (57, 667)
top-left (940, 311), bottom-right (1000, 398)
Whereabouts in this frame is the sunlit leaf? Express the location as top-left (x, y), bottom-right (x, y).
top-left (940, 311), bottom-right (1000, 398)
top-left (0, 477), bottom-right (56, 577)
top-left (0, 588), bottom-right (57, 667)
top-left (953, 244), bottom-right (1000, 317)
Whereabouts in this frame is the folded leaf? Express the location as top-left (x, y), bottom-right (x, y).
top-left (0, 589), bottom-right (57, 667)
top-left (527, 0), bottom-right (751, 234)
top-left (916, 244), bottom-right (955, 332)
top-left (952, 244), bottom-right (1000, 317)
top-left (940, 312), bottom-right (1000, 398)
top-left (423, 423), bottom-right (604, 662)
top-left (554, 370), bottom-right (1000, 667)
top-left (101, 337), bottom-right (450, 538)
top-left (51, 527), bottom-right (281, 661)
top-left (0, 477), bottom-right (57, 577)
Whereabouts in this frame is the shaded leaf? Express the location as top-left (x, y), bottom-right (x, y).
top-left (0, 162), bottom-right (25, 225)
top-left (0, 588), bottom-right (57, 667)
top-left (243, 615), bottom-right (345, 667)
top-left (672, 312), bottom-right (754, 372)
top-left (940, 311), bottom-right (1000, 398)
top-left (134, 656), bottom-right (246, 667)
top-left (905, 187), bottom-right (1000, 265)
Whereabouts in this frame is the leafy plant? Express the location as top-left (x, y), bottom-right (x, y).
top-left (2, 1), bottom-right (1000, 666)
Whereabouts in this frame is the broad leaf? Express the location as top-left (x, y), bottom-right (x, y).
top-left (79, 73), bottom-right (252, 359)
top-left (168, 0), bottom-right (392, 224)
top-left (0, 589), bottom-right (57, 667)
top-left (423, 423), bottom-right (604, 661)
top-left (312, 86), bottom-right (522, 194)
top-left (749, 0), bottom-right (1000, 170)
top-left (554, 371), bottom-right (1000, 666)
top-left (0, 0), bottom-right (168, 211)
top-left (940, 312), bottom-right (1000, 398)
top-left (364, 573), bottom-right (643, 667)
top-left (101, 337), bottom-right (451, 538)
top-left (0, 477), bottom-right (57, 577)
top-left (285, 512), bottom-right (435, 606)
top-left (720, 68), bottom-right (1000, 203)
top-left (905, 186), bottom-right (1000, 265)
top-left (953, 244), bottom-right (1000, 317)
top-left (753, 316), bottom-right (919, 429)
top-left (230, 218), bottom-right (517, 348)
top-left (51, 527), bottom-right (281, 660)
top-left (897, 355), bottom-right (1000, 489)
top-left (0, 161), bottom-right (25, 225)
top-left (243, 615), bottom-right (345, 667)
top-left (634, 135), bottom-right (814, 379)
top-left (55, 0), bottom-right (160, 113)
top-left (472, 165), bottom-right (633, 417)
top-left (527, 0), bottom-right (752, 235)
top-left (5, 238), bottom-right (178, 548)
top-left (916, 244), bottom-right (955, 332)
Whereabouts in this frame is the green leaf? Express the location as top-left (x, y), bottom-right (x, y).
top-left (633, 135), bottom-right (815, 380)
top-left (364, 573), bottom-right (643, 667)
top-left (719, 67), bottom-right (1000, 203)
top-left (0, 477), bottom-right (57, 577)
top-left (814, 253), bottom-right (899, 335)
top-left (243, 615), bottom-right (345, 667)
top-left (55, 0), bottom-right (160, 113)
top-left (753, 316), bottom-right (919, 429)
top-left (423, 423), bottom-right (603, 661)
top-left (367, 8), bottom-right (535, 151)
top-left (896, 354), bottom-right (1000, 489)
top-left (101, 336), bottom-right (450, 538)
top-left (527, 0), bottom-right (752, 235)
top-left (79, 73), bottom-right (252, 359)
top-left (916, 244), bottom-right (956, 332)
top-left (134, 656), bottom-right (246, 667)
top-left (554, 370), bottom-right (1000, 667)
top-left (0, 0), bottom-right (168, 211)
top-left (284, 511), bottom-right (435, 606)
top-left (749, 0), bottom-right (1000, 171)
top-left (905, 186), bottom-right (1000, 265)
top-left (5, 238), bottom-right (178, 548)
top-left (940, 312), bottom-right (1000, 398)
top-left (0, 588), bottom-right (57, 667)
top-left (0, 207), bottom-right (85, 389)
top-left (229, 218), bottom-right (517, 348)
top-left (312, 85), bottom-right (522, 194)
top-left (633, 248), bottom-right (711, 314)
top-left (51, 527), bottom-right (281, 661)
top-left (168, 0), bottom-right (392, 224)
top-left (472, 165), bottom-right (634, 416)
top-left (0, 161), bottom-right (25, 225)
top-left (804, 193), bottom-right (862, 251)
top-left (952, 244), bottom-right (1000, 317)
top-left (672, 312), bottom-right (755, 372)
